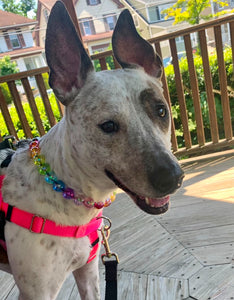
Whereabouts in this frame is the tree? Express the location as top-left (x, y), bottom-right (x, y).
top-left (0, 56), bottom-right (19, 104)
top-left (0, 56), bottom-right (19, 76)
top-left (1, 0), bottom-right (35, 17)
top-left (1, 0), bottom-right (20, 15)
top-left (163, 0), bottom-right (232, 25)
top-left (20, 0), bottom-right (36, 17)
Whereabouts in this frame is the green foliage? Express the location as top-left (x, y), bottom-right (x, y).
top-left (93, 45), bottom-right (115, 72)
top-left (0, 83), bottom-right (13, 105)
top-left (94, 56), bottom-right (115, 72)
top-left (0, 93), bottom-right (61, 139)
top-left (165, 47), bottom-right (234, 147)
top-left (163, 0), bottom-right (232, 25)
top-left (1, 0), bottom-right (35, 17)
top-left (0, 56), bottom-right (19, 76)
top-left (42, 72), bottom-right (51, 90)
top-left (0, 56), bottom-right (19, 105)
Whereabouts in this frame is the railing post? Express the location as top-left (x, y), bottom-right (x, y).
top-left (214, 25), bottom-right (233, 141)
top-left (199, 30), bottom-right (219, 144)
top-left (169, 38), bottom-right (192, 149)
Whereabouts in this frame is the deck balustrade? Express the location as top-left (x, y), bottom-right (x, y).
top-left (0, 14), bottom-right (234, 157)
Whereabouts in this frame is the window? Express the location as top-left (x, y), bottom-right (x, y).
top-left (86, 0), bottom-right (101, 5)
top-left (9, 34), bottom-right (21, 49)
top-left (148, 6), bottom-right (160, 23)
top-left (148, 3), bottom-right (175, 23)
top-left (79, 18), bottom-right (95, 36)
top-left (24, 57), bottom-right (37, 70)
top-left (104, 14), bottom-right (117, 31)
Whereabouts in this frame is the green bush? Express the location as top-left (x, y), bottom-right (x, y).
top-left (0, 93), bottom-right (61, 139)
top-left (42, 72), bottom-right (51, 90)
top-left (0, 56), bottom-right (19, 105)
top-left (94, 56), bottom-right (115, 72)
top-left (0, 56), bottom-right (19, 76)
top-left (165, 47), bottom-right (234, 147)
top-left (93, 45), bottom-right (115, 72)
top-left (0, 83), bottom-right (13, 105)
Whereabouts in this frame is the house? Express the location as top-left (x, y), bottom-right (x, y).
top-left (120, 0), bottom-right (190, 58)
top-left (0, 10), bottom-right (46, 71)
top-left (36, 0), bottom-right (124, 54)
top-left (123, 0), bottom-right (234, 58)
top-left (121, 0), bottom-right (178, 39)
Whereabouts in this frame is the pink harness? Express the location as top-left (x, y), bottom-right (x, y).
top-left (0, 175), bottom-right (102, 263)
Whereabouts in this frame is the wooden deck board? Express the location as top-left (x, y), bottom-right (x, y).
top-left (189, 264), bottom-right (234, 299)
top-left (1, 151), bottom-right (234, 299)
top-left (146, 275), bottom-right (189, 300)
top-left (189, 242), bottom-right (234, 266)
top-left (0, 271), bottom-right (15, 299)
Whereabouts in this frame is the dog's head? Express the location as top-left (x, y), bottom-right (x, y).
top-left (45, 1), bottom-right (184, 215)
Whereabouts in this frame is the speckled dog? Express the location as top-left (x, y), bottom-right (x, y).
top-left (0, 2), bottom-right (184, 299)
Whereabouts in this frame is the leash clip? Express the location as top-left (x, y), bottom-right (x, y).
top-left (97, 216), bottom-right (119, 264)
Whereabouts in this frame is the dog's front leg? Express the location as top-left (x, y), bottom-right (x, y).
top-left (73, 256), bottom-right (100, 300)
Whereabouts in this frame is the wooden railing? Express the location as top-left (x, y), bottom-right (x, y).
top-left (0, 14), bottom-right (234, 157)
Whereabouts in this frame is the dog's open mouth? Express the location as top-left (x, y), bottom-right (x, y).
top-left (105, 170), bottom-right (170, 215)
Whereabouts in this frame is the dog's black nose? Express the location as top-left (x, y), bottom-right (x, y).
top-left (149, 153), bottom-right (184, 195)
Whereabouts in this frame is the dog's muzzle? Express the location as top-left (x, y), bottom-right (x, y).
top-left (105, 164), bottom-right (184, 215)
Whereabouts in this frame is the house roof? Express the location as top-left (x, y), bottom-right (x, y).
top-left (133, 0), bottom-right (174, 5)
top-left (39, 0), bottom-right (124, 11)
top-left (0, 10), bottom-right (37, 30)
top-left (0, 46), bottom-right (44, 59)
top-left (82, 31), bottom-right (113, 43)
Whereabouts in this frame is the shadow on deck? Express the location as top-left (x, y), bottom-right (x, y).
top-left (1, 150), bottom-right (234, 300)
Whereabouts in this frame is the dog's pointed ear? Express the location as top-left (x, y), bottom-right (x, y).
top-left (112, 9), bottom-right (162, 78)
top-left (45, 1), bottom-right (94, 105)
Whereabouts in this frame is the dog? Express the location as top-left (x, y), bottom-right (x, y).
top-left (0, 2), bottom-right (184, 299)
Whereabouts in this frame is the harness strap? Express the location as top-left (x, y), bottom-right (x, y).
top-left (87, 230), bottom-right (100, 264)
top-left (0, 175), bottom-right (102, 263)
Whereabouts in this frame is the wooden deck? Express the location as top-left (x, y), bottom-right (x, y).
top-left (0, 150), bottom-right (234, 300)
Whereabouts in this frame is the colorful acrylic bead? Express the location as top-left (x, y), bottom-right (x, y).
top-left (94, 202), bottom-right (104, 209)
top-left (104, 198), bottom-right (112, 207)
top-left (53, 180), bottom-right (65, 192)
top-left (29, 140), bottom-right (39, 149)
top-left (110, 193), bottom-right (116, 202)
top-left (83, 198), bottom-right (94, 208)
top-left (63, 188), bottom-right (75, 199)
top-left (39, 163), bottom-right (50, 175)
top-left (45, 175), bottom-right (54, 184)
top-left (30, 147), bottom-right (39, 158)
top-left (74, 198), bottom-right (83, 206)
top-left (29, 139), bottom-right (116, 209)
top-left (45, 172), bottom-right (57, 184)
top-left (34, 155), bottom-right (45, 166)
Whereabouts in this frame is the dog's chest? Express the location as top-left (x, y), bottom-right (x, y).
top-left (5, 222), bottom-right (91, 270)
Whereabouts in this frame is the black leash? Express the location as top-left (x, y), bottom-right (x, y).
top-left (104, 260), bottom-right (118, 300)
top-left (98, 216), bottom-right (119, 300)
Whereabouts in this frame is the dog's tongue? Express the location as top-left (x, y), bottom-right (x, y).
top-left (146, 195), bottom-right (170, 208)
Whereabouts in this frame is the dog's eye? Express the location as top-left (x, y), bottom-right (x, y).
top-left (99, 121), bottom-right (119, 134)
top-left (157, 105), bottom-right (167, 118)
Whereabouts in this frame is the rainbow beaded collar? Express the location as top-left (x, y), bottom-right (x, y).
top-left (29, 139), bottom-right (116, 209)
